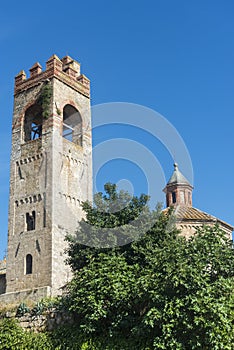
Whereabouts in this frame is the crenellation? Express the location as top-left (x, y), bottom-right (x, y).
top-left (15, 70), bottom-right (26, 87)
top-left (29, 62), bottom-right (42, 78)
top-left (77, 74), bottom-right (90, 89)
top-left (46, 54), bottom-right (63, 71)
top-left (64, 65), bottom-right (77, 78)
top-left (61, 55), bottom-right (81, 76)
top-left (61, 55), bottom-right (73, 65)
top-left (14, 55), bottom-right (90, 98)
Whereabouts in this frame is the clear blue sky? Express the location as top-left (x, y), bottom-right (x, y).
top-left (1, 1), bottom-right (234, 258)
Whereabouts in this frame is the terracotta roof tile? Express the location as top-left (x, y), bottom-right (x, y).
top-left (164, 206), bottom-right (233, 231)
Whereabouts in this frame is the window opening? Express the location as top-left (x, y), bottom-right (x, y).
top-left (24, 104), bottom-right (43, 142)
top-left (26, 254), bottom-right (32, 274)
top-left (62, 105), bottom-right (82, 145)
top-left (172, 192), bottom-right (176, 204)
top-left (26, 211), bottom-right (36, 231)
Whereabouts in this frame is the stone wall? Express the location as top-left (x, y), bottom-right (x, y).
top-left (2, 309), bottom-right (74, 332)
top-left (0, 286), bottom-right (51, 304)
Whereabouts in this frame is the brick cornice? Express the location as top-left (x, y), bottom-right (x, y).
top-left (14, 56), bottom-right (90, 98)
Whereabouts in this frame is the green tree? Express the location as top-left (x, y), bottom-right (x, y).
top-left (66, 184), bottom-right (234, 350)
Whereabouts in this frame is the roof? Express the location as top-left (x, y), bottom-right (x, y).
top-left (167, 163), bottom-right (192, 187)
top-left (164, 206), bottom-right (233, 231)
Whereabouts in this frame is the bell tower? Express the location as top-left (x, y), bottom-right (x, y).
top-left (6, 55), bottom-right (92, 298)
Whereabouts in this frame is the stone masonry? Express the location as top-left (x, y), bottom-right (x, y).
top-left (0, 55), bottom-right (92, 303)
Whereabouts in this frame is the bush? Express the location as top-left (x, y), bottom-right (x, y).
top-left (0, 318), bottom-right (53, 350)
top-left (16, 303), bottom-right (30, 317)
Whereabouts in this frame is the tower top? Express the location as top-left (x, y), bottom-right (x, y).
top-left (14, 54), bottom-right (90, 98)
top-left (164, 163), bottom-right (193, 207)
top-left (166, 163), bottom-right (192, 187)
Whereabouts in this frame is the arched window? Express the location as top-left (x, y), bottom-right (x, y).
top-left (63, 105), bottom-right (82, 145)
top-left (24, 104), bottom-right (43, 142)
top-left (26, 254), bottom-right (33, 274)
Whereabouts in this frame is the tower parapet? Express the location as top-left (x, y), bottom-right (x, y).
top-left (14, 55), bottom-right (90, 98)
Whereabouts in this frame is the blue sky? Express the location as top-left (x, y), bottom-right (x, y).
top-left (1, 1), bottom-right (234, 257)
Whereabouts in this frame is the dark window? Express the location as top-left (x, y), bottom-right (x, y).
top-left (24, 104), bottom-right (43, 142)
top-left (26, 211), bottom-right (36, 231)
top-left (63, 105), bottom-right (82, 145)
top-left (172, 192), bottom-right (176, 204)
top-left (26, 254), bottom-right (32, 274)
top-left (18, 166), bottom-right (24, 180)
top-left (43, 208), bottom-right (46, 228)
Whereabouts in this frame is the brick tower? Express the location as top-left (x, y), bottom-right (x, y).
top-left (163, 163), bottom-right (233, 239)
top-left (163, 163), bottom-right (193, 207)
top-left (5, 55), bottom-right (92, 300)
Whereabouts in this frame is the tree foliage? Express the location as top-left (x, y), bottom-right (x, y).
top-left (66, 184), bottom-right (234, 349)
top-left (1, 184), bottom-right (233, 349)
top-left (66, 182), bottom-right (157, 266)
